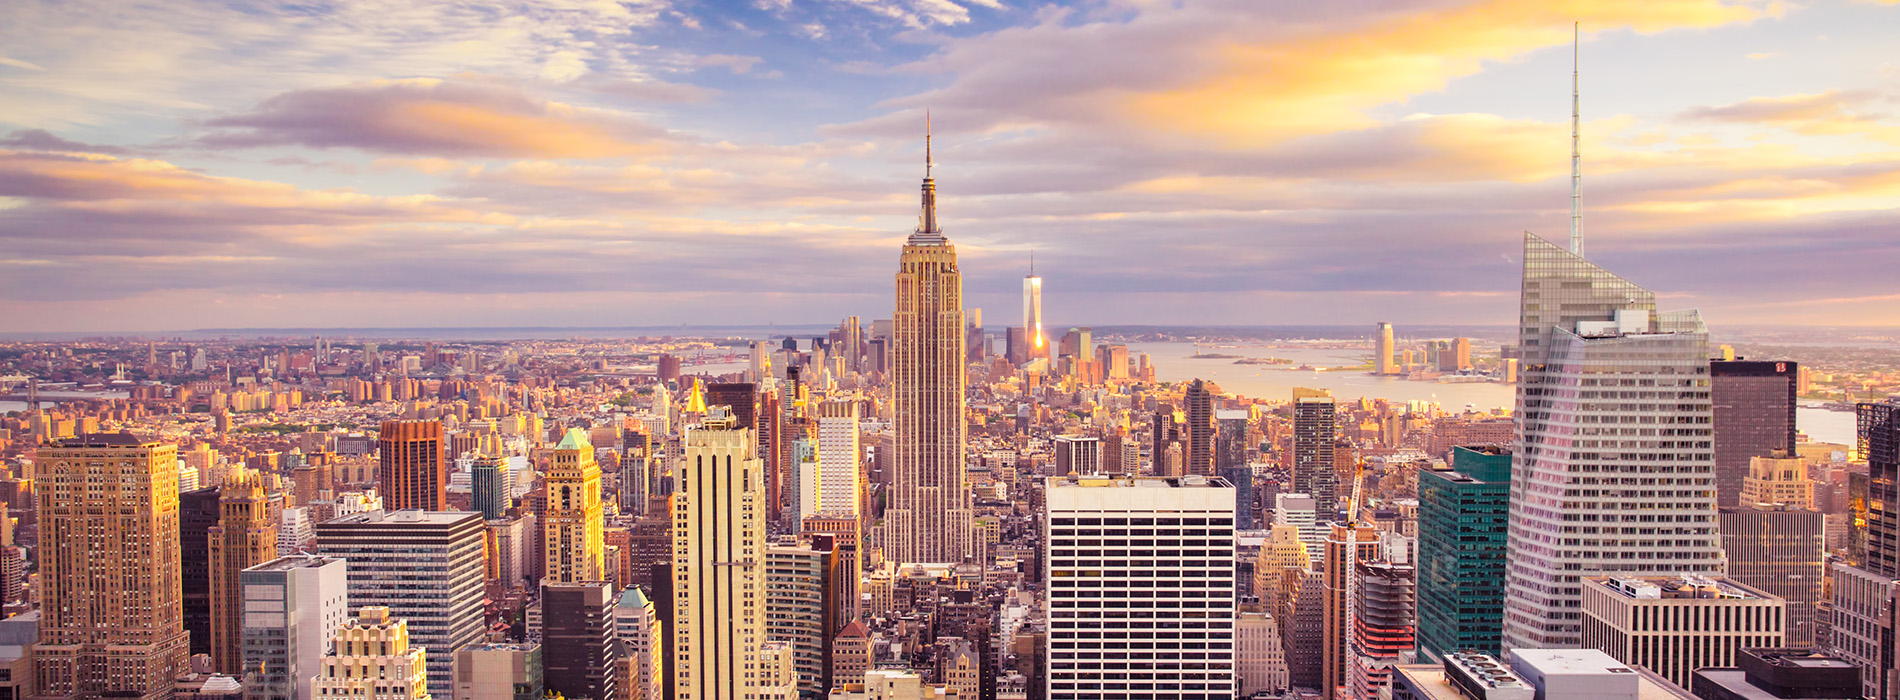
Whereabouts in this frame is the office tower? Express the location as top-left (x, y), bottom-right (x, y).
top-left (788, 437), bottom-right (819, 523)
top-left (614, 588), bottom-right (663, 700)
top-left (1580, 576), bottom-right (1786, 689)
top-left (181, 485), bottom-right (221, 657)
top-left (1349, 560), bottom-right (1418, 700)
top-left (1275, 493), bottom-right (1326, 568)
top-left (1711, 360), bottom-right (1799, 506)
top-left (544, 429), bottom-right (605, 584)
top-left (1237, 606), bottom-right (1290, 697)
top-left (32, 433), bottom-right (191, 699)
top-left (1281, 569), bottom-right (1326, 690)
top-left (1051, 435), bottom-right (1100, 476)
top-left (315, 510), bottom-right (486, 699)
top-left (707, 382), bottom-right (757, 430)
top-left (239, 556), bottom-right (348, 700)
top-left (673, 416), bottom-right (767, 700)
top-left (1416, 446), bottom-right (1512, 660)
top-left (1450, 337), bottom-right (1473, 371)
top-left (657, 354), bottom-right (682, 383)
top-left (1216, 409), bottom-right (1250, 471)
top-left (541, 581), bottom-right (617, 700)
top-left (817, 399), bottom-right (861, 517)
top-left (292, 459), bottom-right (334, 507)
top-left (802, 520), bottom-right (861, 636)
top-left (886, 137), bottom-right (973, 566)
top-left (1373, 323), bottom-right (1397, 375)
top-left (312, 607), bottom-right (430, 700)
top-left (209, 469), bottom-right (282, 674)
top-left (1863, 399), bottom-right (1900, 575)
top-left (1292, 391), bottom-right (1338, 517)
top-left (471, 455), bottom-right (511, 520)
top-left (277, 506), bottom-right (313, 555)
top-left (1321, 524), bottom-right (1384, 700)
top-left (831, 621), bottom-right (872, 690)
top-left (1184, 379), bottom-right (1216, 476)
top-left (454, 644), bottom-right (542, 700)
top-left (1043, 475), bottom-right (1237, 699)
top-left (1719, 504), bottom-right (1823, 647)
top-left (1220, 466), bottom-right (1257, 531)
top-left (378, 420), bottom-right (448, 511)
top-left (966, 307), bottom-right (985, 362)
top-left (1831, 398), bottom-right (1900, 699)
top-left (1503, 233), bottom-right (1726, 650)
top-left (1023, 268), bottom-right (1045, 362)
top-left (765, 543), bottom-right (828, 698)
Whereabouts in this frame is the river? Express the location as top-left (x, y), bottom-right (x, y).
top-left (1126, 341), bottom-right (1860, 446)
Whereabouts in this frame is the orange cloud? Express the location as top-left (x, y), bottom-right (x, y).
top-left (202, 79), bottom-right (671, 159)
top-left (1129, 0), bottom-right (1776, 145)
top-left (1686, 90), bottom-right (1900, 144)
top-left (0, 149), bottom-right (495, 225)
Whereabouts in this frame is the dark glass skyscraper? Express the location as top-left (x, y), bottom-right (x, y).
top-left (1711, 360), bottom-right (1799, 506)
top-left (1292, 392), bottom-right (1337, 517)
top-left (1185, 379), bottom-right (1216, 476)
top-left (1863, 399), bottom-right (1900, 577)
top-left (471, 455), bottom-right (511, 520)
top-left (706, 382), bottom-right (757, 430)
top-left (542, 581), bottom-right (618, 700)
top-left (180, 486), bottom-right (221, 657)
top-left (1416, 446), bottom-right (1511, 660)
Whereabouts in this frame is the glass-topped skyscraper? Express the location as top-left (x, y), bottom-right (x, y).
top-left (1502, 233), bottom-right (1726, 650)
top-left (1416, 445), bottom-right (1511, 660)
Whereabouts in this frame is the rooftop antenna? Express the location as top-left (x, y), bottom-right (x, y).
top-left (1030, 248), bottom-right (1035, 276)
top-left (925, 110), bottom-right (933, 179)
top-left (1570, 21), bottom-right (1583, 257)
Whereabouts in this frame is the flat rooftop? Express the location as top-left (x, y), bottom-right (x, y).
top-left (322, 509), bottom-right (481, 525)
top-left (247, 555), bottom-right (345, 572)
top-left (1588, 575), bottom-right (1773, 601)
top-left (1046, 475), bottom-right (1233, 489)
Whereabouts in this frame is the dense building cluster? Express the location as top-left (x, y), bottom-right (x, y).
top-left (0, 164), bottom-right (1887, 700)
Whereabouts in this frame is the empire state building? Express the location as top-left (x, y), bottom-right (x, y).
top-left (886, 129), bottom-right (974, 565)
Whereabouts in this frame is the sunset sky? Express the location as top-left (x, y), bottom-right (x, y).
top-left (2, 0), bottom-right (1897, 332)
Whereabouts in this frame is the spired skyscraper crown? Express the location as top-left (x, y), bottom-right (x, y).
top-left (886, 122), bottom-right (974, 564)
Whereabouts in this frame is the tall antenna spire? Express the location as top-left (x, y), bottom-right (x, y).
top-left (914, 111), bottom-right (942, 240)
top-left (1571, 21), bottom-right (1583, 257)
top-left (1030, 248), bottom-right (1034, 276)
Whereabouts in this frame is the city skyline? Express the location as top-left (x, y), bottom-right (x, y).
top-left (3, 1), bottom-right (1898, 332)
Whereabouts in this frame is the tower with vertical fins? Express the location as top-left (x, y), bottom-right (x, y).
top-left (885, 118), bottom-right (973, 565)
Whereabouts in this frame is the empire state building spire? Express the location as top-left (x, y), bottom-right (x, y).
top-left (912, 114), bottom-right (946, 244)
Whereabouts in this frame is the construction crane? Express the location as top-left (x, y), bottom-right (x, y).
top-left (1345, 457), bottom-right (1368, 524)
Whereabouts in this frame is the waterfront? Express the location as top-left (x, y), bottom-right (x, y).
top-left (1130, 341), bottom-right (1860, 447)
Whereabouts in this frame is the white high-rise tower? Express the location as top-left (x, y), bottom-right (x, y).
top-left (1501, 233), bottom-right (1725, 650)
top-left (1024, 255), bottom-right (1045, 362)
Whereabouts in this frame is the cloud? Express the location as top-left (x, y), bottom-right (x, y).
top-left (1684, 90), bottom-right (1900, 143)
top-left (1128, 0), bottom-right (1777, 144)
top-left (696, 54), bottom-right (767, 75)
top-left (0, 0), bottom-right (681, 128)
top-left (859, 0), bottom-right (1775, 145)
top-left (199, 80), bottom-right (676, 158)
top-left (0, 129), bottom-right (127, 154)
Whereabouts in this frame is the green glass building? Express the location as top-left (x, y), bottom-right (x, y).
top-left (1416, 445), bottom-right (1511, 661)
